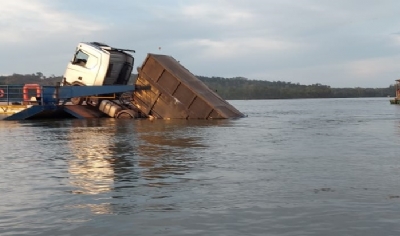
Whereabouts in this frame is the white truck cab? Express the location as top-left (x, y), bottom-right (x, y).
top-left (62, 42), bottom-right (135, 87)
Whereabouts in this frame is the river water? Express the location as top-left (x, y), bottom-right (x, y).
top-left (1, 98), bottom-right (400, 235)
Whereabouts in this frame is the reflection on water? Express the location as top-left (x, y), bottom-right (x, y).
top-left (135, 119), bottom-right (215, 181)
top-left (67, 120), bottom-right (121, 196)
top-left (60, 118), bottom-right (228, 215)
top-left (0, 117), bottom-right (224, 216)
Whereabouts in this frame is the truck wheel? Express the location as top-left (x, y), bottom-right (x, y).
top-left (70, 84), bottom-right (84, 105)
top-left (86, 97), bottom-right (100, 107)
top-left (115, 110), bottom-right (136, 119)
top-left (71, 97), bottom-right (84, 105)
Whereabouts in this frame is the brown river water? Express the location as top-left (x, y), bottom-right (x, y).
top-left (1, 98), bottom-right (400, 235)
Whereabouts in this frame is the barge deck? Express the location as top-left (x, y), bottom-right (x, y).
top-left (0, 84), bottom-right (135, 120)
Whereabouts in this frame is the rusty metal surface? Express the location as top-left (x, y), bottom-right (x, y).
top-left (133, 54), bottom-right (244, 119)
top-left (64, 105), bottom-right (105, 118)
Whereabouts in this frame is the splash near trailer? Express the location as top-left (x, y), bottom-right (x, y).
top-left (390, 79), bottom-right (400, 105)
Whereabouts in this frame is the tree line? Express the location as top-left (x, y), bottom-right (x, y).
top-left (197, 76), bottom-right (395, 100)
top-left (0, 73), bottom-right (61, 86)
top-left (0, 73), bottom-right (396, 100)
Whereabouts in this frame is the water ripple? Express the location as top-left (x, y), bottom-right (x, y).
top-left (1, 98), bottom-right (400, 235)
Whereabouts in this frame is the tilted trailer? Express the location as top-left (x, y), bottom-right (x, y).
top-left (133, 53), bottom-right (245, 119)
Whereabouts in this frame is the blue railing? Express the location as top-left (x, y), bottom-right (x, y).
top-left (0, 84), bottom-right (137, 106)
top-left (0, 84), bottom-right (44, 105)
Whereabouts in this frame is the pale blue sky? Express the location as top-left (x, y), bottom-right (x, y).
top-left (1, 0), bottom-right (400, 87)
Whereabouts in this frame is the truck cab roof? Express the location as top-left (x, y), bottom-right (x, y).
top-left (81, 42), bottom-right (136, 54)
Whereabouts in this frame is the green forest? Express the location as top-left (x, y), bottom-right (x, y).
top-left (0, 73), bottom-right (396, 100)
top-left (197, 76), bottom-right (395, 100)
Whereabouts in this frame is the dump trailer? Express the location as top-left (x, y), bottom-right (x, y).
top-left (133, 54), bottom-right (245, 119)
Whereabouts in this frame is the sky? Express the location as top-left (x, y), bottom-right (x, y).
top-left (1, 0), bottom-right (400, 88)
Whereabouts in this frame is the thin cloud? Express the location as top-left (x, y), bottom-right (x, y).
top-left (181, 3), bottom-right (254, 25)
top-left (0, 0), bottom-right (104, 43)
top-left (347, 56), bottom-right (400, 78)
top-left (177, 37), bottom-right (303, 59)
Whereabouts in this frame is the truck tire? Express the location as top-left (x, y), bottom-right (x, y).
top-left (70, 84), bottom-right (84, 105)
top-left (71, 97), bottom-right (84, 105)
top-left (115, 109), bottom-right (136, 119)
top-left (86, 97), bottom-right (101, 107)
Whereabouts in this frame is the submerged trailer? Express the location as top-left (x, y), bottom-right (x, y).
top-left (133, 54), bottom-right (245, 119)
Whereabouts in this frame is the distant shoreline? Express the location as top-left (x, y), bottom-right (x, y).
top-left (0, 73), bottom-right (395, 100)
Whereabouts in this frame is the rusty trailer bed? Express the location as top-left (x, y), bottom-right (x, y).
top-left (133, 54), bottom-right (244, 119)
